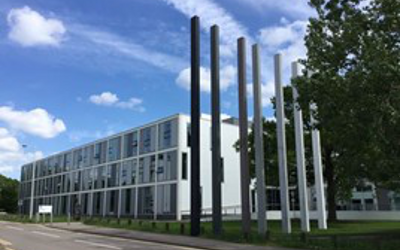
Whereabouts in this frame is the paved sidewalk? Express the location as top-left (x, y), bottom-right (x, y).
top-left (49, 222), bottom-right (298, 250)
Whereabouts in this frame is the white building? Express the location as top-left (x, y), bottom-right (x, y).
top-left (19, 113), bottom-right (242, 220)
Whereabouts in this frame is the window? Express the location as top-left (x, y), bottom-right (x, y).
top-left (73, 149), bottom-right (83, 170)
top-left (106, 190), bottom-right (119, 216)
top-left (64, 152), bottom-right (72, 171)
top-left (140, 126), bottom-right (156, 154)
top-left (121, 160), bottom-right (136, 186)
top-left (71, 171), bottom-right (81, 192)
top-left (121, 188), bottom-right (136, 217)
top-left (187, 124), bottom-right (191, 147)
top-left (95, 166), bottom-right (106, 189)
top-left (21, 165), bottom-right (27, 181)
top-left (92, 192), bottom-right (104, 216)
top-left (138, 156), bottom-right (155, 184)
top-left (182, 153), bottom-right (188, 180)
top-left (157, 151), bottom-right (177, 182)
top-left (124, 132), bottom-right (138, 158)
top-left (138, 186), bottom-right (154, 219)
top-left (55, 175), bottom-right (62, 194)
top-left (94, 141), bottom-right (107, 165)
top-left (81, 193), bottom-right (91, 216)
top-left (83, 145), bottom-right (94, 168)
top-left (108, 137), bottom-right (121, 162)
top-left (107, 163), bottom-right (120, 188)
top-left (158, 120), bottom-right (178, 150)
top-left (82, 169), bottom-right (93, 191)
top-left (46, 159), bottom-right (52, 176)
top-left (64, 173), bottom-right (71, 193)
top-left (156, 184), bottom-right (177, 219)
top-left (56, 155), bottom-right (63, 173)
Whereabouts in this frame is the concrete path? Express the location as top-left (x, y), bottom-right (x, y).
top-left (49, 222), bottom-right (299, 250)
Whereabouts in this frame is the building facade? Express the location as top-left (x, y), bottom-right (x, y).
top-left (18, 114), bottom-right (242, 220)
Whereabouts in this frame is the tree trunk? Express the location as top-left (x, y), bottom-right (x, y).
top-left (324, 147), bottom-right (337, 222)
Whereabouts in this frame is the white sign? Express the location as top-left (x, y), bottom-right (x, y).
top-left (38, 205), bottom-right (53, 214)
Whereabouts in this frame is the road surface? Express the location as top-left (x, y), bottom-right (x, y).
top-left (0, 221), bottom-right (200, 250)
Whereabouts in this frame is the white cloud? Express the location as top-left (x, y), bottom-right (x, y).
top-left (247, 81), bottom-right (275, 107)
top-left (257, 20), bottom-right (308, 89)
top-left (0, 128), bottom-right (20, 152)
top-left (0, 127), bottom-right (43, 177)
top-left (0, 166), bottom-right (14, 174)
top-left (176, 65), bottom-right (236, 92)
top-left (259, 20), bottom-right (307, 49)
top-left (162, 0), bottom-right (251, 57)
top-left (89, 92), bottom-right (145, 112)
top-left (116, 98), bottom-right (145, 112)
top-left (0, 106), bottom-right (66, 139)
top-left (7, 6), bottom-right (66, 47)
top-left (71, 25), bottom-right (186, 73)
top-left (89, 92), bottom-right (119, 106)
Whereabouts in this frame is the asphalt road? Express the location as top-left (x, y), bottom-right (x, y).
top-left (0, 221), bottom-right (201, 250)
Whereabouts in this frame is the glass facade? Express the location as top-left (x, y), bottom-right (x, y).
top-left (18, 117), bottom-right (180, 220)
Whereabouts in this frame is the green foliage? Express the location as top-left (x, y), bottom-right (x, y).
top-left (295, 0), bottom-right (400, 192)
top-left (0, 174), bottom-right (20, 213)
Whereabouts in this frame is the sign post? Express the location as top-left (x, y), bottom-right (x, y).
top-left (38, 205), bottom-right (53, 225)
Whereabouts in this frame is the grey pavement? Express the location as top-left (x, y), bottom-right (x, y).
top-left (49, 222), bottom-right (298, 250)
top-left (0, 221), bottom-right (214, 250)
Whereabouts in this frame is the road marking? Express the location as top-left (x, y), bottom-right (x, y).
top-left (0, 239), bottom-right (12, 246)
top-left (5, 226), bottom-right (24, 231)
top-left (53, 227), bottom-right (205, 250)
top-left (74, 240), bottom-right (122, 250)
top-left (37, 225), bottom-right (67, 233)
top-left (32, 231), bottom-right (61, 238)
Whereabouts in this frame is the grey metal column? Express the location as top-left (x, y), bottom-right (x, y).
top-left (252, 44), bottom-right (267, 236)
top-left (310, 103), bottom-right (328, 229)
top-left (29, 161), bottom-right (36, 219)
top-left (211, 24), bottom-right (222, 235)
top-left (291, 62), bottom-right (310, 232)
top-left (237, 37), bottom-right (251, 238)
top-left (274, 54), bottom-right (291, 234)
top-left (190, 15), bottom-right (201, 237)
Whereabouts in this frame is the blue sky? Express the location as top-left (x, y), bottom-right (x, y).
top-left (0, 0), bottom-right (314, 179)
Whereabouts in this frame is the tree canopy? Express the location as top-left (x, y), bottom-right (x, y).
top-left (296, 0), bottom-right (400, 190)
top-left (0, 174), bottom-right (20, 213)
top-left (238, 0), bottom-right (399, 221)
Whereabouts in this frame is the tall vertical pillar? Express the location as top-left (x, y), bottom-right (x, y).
top-left (211, 25), bottom-right (222, 235)
top-left (310, 103), bottom-right (328, 229)
top-left (29, 161), bottom-right (36, 219)
top-left (274, 54), bottom-right (291, 234)
top-left (291, 62), bottom-right (310, 232)
top-left (237, 37), bottom-right (251, 238)
top-left (252, 44), bottom-right (267, 236)
top-left (190, 15), bottom-right (201, 237)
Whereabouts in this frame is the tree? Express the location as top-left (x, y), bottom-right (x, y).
top-left (294, 0), bottom-right (400, 220)
top-left (0, 174), bottom-right (20, 213)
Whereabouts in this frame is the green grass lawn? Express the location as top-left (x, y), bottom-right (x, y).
top-left (82, 218), bottom-right (400, 250)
